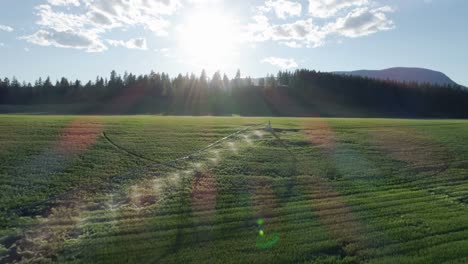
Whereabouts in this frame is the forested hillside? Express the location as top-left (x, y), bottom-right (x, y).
top-left (336, 67), bottom-right (459, 86)
top-left (1, 69), bottom-right (467, 117)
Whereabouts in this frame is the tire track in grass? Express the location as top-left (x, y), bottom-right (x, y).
top-left (103, 190), bottom-right (453, 245)
top-left (366, 124), bottom-right (468, 206)
top-left (2, 117), bottom-right (104, 263)
top-left (7, 197), bottom-right (89, 264)
top-left (135, 121), bottom-right (455, 262)
top-left (256, 127), bottom-right (297, 252)
top-left (4, 121), bottom-right (253, 264)
top-left (370, 126), bottom-right (452, 176)
top-left (250, 176), bottom-right (281, 252)
top-left (358, 124), bottom-right (468, 261)
top-left (160, 127), bottom-right (269, 262)
top-left (226, 128), bottom-right (284, 255)
top-left (157, 128), bottom-right (284, 263)
top-left (367, 124), bottom-right (466, 204)
top-left (3, 117), bottom-right (104, 211)
top-left (250, 125), bottom-right (320, 258)
top-left (300, 176), bottom-right (364, 256)
top-left (3, 122), bottom-right (263, 263)
top-left (3, 117), bottom-right (104, 219)
top-left (102, 131), bottom-right (159, 163)
top-left (50, 120), bottom-right (468, 263)
top-left (59, 123), bottom-right (264, 263)
top-left (8, 123), bottom-right (265, 217)
top-left (312, 120), bottom-right (468, 262)
top-left (191, 171), bottom-right (217, 224)
top-left (301, 118), bottom-right (368, 259)
top-left (152, 126), bottom-right (312, 262)
top-left (152, 124), bottom-right (259, 262)
top-left (240, 124), bottom-right (351, 262)
top-left (103, 122), bottom-right (265, 168)
top-left (4, 118), bottom-right (104, 215)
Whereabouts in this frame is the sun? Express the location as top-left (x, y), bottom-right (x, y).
top-left (177, 8), bottom-right (241, 74)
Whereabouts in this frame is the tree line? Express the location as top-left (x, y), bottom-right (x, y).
top-left (1, 69), bottom-right (467, 117)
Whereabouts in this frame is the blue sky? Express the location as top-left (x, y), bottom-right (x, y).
top-left (0, 0), bottom-right (467, 86)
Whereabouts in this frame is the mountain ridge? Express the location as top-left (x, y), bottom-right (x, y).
top-left (335, 67), bottom-right (460, 86)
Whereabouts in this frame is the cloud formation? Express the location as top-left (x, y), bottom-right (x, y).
top-left (328, 6), bottom-right (395, 37)
top-left (262, 57), bottom-right (298, 69)
top-left (0, 25), bottom-right (14, 32)
top-left (20, 29), bottom-right (107, 52)
top-left (108, 37), bottom-right (148, 50)
top-left (47, 0), bottom-right (80, 6)
top-left (86, 0), bottom-right (181, 34)
top-left (246, 16), bottom-right (325, 48)
top-left (308, 0), bottom-right (369, 18)
top-left (21, 0), bottom-right (182, 52)
top-left (18, 0), bottom-right (395, 54)
top-left (20, 4), bottom-right (105, 52)
top-left (260, 0), bottom-right (302, 19)
top-left (247, 0), bottom-right (394, 48)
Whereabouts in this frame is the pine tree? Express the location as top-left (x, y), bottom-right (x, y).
top-left (235, 69), bottom-right (241, 79)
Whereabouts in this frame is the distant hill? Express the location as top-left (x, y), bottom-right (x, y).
top-left (336, 67), bottom-right (460, 86)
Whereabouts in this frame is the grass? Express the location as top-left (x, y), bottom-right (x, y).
top-left (1, 115), bottom-right (468, 263)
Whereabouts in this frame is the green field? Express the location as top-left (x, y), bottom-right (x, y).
top-left (1, 115), bottom-right (468, 263)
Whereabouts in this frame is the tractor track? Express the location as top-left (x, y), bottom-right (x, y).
top-left (5, 122), bottom-right (265, 217)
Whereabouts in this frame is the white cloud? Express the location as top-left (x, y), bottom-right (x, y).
top-left (280, 41), bottom-right (302, 48)
top-left (47, 0), bottom-right (80, 6)
top-left (0, 24), bottom-right (14, 32)
top-left (247, 0), bottom-right (394, 48)
top-left (88, 10), bottom-right (115, 27)
top-left (107, 37), bottom-right (148, 50)
top-left (245, 15), bottom-right (272, 42)
top-left (187, 0), bottom-right (223, 3)
top-left (20, 29), bottom-right (107, 52)
top-left (261, 0), bottom-right (302, 19)
top-left (327, 6), bottom-right (395, 37)
top-left (21, 0), bottom-right (182, 52)
top-left (0, 43), bottom-right (4, 47)
top-left (246, 17), bottom-right (326, 48)
top-left (35, 5), bottom-right (90, 33)
top-left (271, 19), bottom-right (325, 47)
top-left (262, 57), bottom-right (298, 69)
top-left (20, 0), bottom-right (395, 53)
top-left (85, 0), bottom-right (181, 34)
top-left (308, 0), bottom-right (369, 18)
top-left (20, 4), bottom-right (106, 52)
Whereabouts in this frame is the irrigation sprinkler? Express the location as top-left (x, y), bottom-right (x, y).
top-left (266, 120), bottom-right (273, 132)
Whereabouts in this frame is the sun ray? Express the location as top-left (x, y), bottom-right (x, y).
top-left (177, 7), bottom-right (241, 73)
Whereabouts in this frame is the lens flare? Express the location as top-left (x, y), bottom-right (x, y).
top-left (256, 233), bottom-right (280, 249)
top-left (255, 218), bottom-right (279, 249)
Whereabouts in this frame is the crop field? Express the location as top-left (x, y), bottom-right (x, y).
top-left (1, 115), bottom-right (468, 263)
